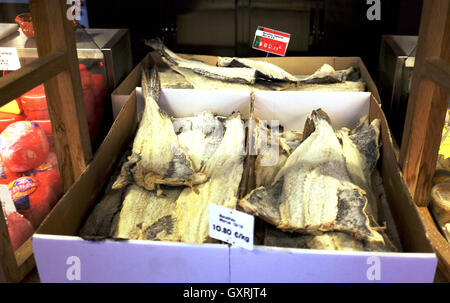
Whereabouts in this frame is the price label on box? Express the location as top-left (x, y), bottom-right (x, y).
top-left (252, 26), bottom-right (291, 56)
top-left (209, 204), bottom-right (254, 250)
top-left (0, 47), bottom-right (21, 71)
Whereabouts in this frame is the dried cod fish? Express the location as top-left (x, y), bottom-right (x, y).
top-left (173, 112), bottom-right (225, 172)
top-left (146, 39), bottom-right (257, 85)
top-left (79, 189), bottom-right (126, 239)
top-left (113, 67), bottom-right (207, 191)
top-left (174, 113), bottom-right (245, 243)
top-left (217, 56), bottom-right (299, 82)
top-left (264, 226), bottom-right (395, 252)
top-left (112, 184), bottom-right (181, 241)
top-left (253, 119), bottom-right (303, 187)
top-left (240, 109), bottom-right (385, 245)
top-left (299, 64), bottom-right (355, 84)
top-left (337, 117), bottom-right (381, 221)
top-left (80, 146), bottom-right (133, 239)
top-left (147, 40), bottom-right (365, 92)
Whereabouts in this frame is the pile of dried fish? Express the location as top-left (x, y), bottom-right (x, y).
top-left (240, 109), bottom-right (399, 252)
top-left (146, 39), bottom-right (365, 92)
top-left (80, 67), bottom-right (245, 244)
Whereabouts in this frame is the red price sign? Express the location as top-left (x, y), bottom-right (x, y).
top-left (252, 26), bottom-right (291, 56)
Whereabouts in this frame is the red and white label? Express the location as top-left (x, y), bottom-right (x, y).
top-left (252, 26), bottom-right (291, 56)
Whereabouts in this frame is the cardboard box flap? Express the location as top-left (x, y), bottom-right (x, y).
top-left (253, 91), bottom-right (371, 130)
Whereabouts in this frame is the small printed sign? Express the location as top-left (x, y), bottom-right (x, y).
top-left (0, 48), bottom-right (20, 71)
top-left (252, 26), bottom-right (291, 56)
top-left (209, 204), bottom-right (254, 250)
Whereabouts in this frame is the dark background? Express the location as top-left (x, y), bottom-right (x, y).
top-left (0, 0), bottom-right (423, 76)
top-left (83, 0), bottom-right (423, 77)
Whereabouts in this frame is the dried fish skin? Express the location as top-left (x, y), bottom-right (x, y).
top-left (217, 57), bottom-right (299, 82)
top-left (349, 118), bottom-right (381, 179)
top-left (174, 113), bottom-right (245, 244)
top-left (146, 39), bottom-right (257, 85)
top-left (173, 112), bottom-right (225, 171)
top-left (160, 64), bottom-right (269, 91)
top-left (254, 128), bottom-right (303, 188)
top-left (131, 67), bottom-right (207, 190)
top-left (80, 145), bottom-right (133, 238)
top-left (112, 184), bottom-right (181, 241)
top-left (240, 109), bottom-right (385, 245)
top-left (79, 189), bottom-right (126, 239)
top-left (281, 130), bottom-right (303, 152)
top-left (159, 68), bottom-right (194, 89)
top-left (337, 117), bottom-right (381, 221)
top-left (264, 225), bottom-right (396, 252)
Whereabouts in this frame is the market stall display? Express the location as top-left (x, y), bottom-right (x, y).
top-left (32, 85), bottom-right (437, 282)
top-left (0, 0), bottom-right (446, 284)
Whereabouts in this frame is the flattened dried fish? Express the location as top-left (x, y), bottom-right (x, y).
top-left (299, 64), bottom-right (355, 84)
top-left (264, 225), bottom-right (395, 252)
top-left (337, 117), bottom-right (381, 220)
top-left (146, 39), bottom-right (257, 85)
top-left (175, 113), bottom-right (245, 243)
top-left (119, 67), bottom-right (207, 191)
top-left (112, 185), bottom-right (181, 241)
top-left (80, 145), bottom-right (132, 239)
top-left (159, 68), bottom-right (194, 89)
top-left (173, 112), bottom-right (225, 171)
top-left (217, 57), bottom-right (299, 82)
top-left (240, 109), bottom-right (385, 245)
top-left (253, 119), bottom-right (303, 187)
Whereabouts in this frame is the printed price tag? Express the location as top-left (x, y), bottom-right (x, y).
top-left (0, 184), bottom-right (15, 224)
top-left (209, 204), bottom-right (254, 250)
top-left (0, 47), bottom-right (21, 71)
top-left (252, 26), bottom-right (291, 56)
